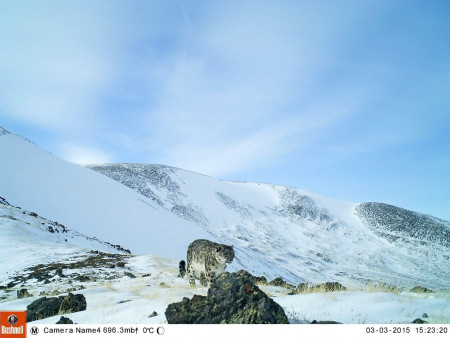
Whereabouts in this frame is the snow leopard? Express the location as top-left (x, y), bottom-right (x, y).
top-left (182, 239), bottom-right (235, 287)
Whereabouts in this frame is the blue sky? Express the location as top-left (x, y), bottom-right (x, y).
top-left (1, 1), bottom-right (449, 220)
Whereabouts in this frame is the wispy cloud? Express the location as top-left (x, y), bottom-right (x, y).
top-left (0, 2), bottom-right (116, 130)
top-left (134, 2), bottom-right (381, 176)
top-left (59, 143), bottom-right (114, 165)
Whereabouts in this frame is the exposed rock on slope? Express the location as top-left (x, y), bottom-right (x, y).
top-left (355, 202), bottom-right (450, 248)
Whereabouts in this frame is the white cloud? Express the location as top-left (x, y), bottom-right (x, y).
top-left (59, 144), bottom-right (113, 165)
top-left (0, 1), bottom-right (135, 130)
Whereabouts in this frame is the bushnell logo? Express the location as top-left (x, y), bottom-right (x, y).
top-left (0, 311), bottom-right (26, 338)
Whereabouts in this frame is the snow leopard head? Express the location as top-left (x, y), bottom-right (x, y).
top-left (215, 244), bottom-right (235, 264)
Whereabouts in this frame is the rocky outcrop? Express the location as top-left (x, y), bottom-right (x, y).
top-left (411, 318), bottom-right (428, 324)
top-left (17, 289), bottom-right (32, 299)
top-left (56, 316), bottom-right (74, 324)
top-left (0, 196), bottom-right (10, 206)
top-left (410, 286), bottom-right (435, 293)
top-left (165, 271), bottom-right (289, 324)
top-left (291, 281), bottom-right (347, 294)
top-left (235, 270), bottom-right (268, 285)
top-left (268, 277), bottom-right (295, 289)
top-left (355, 202), bottom-right (450, 248)
top-left (26, 293), bottom-right (86, 322)
top-left (311, 320), bottom-right (342, 324)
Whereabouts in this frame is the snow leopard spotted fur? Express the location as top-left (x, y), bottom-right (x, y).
top-left (181, 239), bottom-right (234, 287)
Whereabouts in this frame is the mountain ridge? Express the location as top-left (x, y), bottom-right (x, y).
top-left (87, 163), bottom-right (450, 289)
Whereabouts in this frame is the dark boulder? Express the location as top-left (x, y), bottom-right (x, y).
top-left (412, 318), bottom-right (428, 324)
top-left (26, 293), bottom-right (86, 322)
top-left (165, 271), bottom-right (289, 324)
top-left (17, 289), bottom-right (32, 299)
top-left (311, 320), bottom-right (342, 324)
top-left (124, 272), bottom-right (136, 279)
top-left (26, 297), bottom-right (63, 322)
top-left (55, 267), bottom-right (64, 277)
top-left (59, 293), bottom-right (87, 314)
top-left (56, 316), bottom-right (73, 324)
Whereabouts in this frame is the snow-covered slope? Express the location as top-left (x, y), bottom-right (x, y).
top-left (1, 125), bottom-right (449, 291)
top-left (87, 163), bottom-right (450, 290)
top-left (0, 196), bottom-right (129, 276)
top-left (0, 126), bottom-right (206, 259)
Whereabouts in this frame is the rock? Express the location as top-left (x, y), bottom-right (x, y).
top-left (268, 277), bottom-right (295, 289)
top-left (315, 282), bottom-right (346, 292)
top-left (124, 272), bottom-right (136, 279)
top-left (165, 271), bottom-right (289, 324)
top-left (59, 293), bottom-right (87, 314)
top-left (17, 288), bottom-right (32, 299)
top-left (27, 297), bottom-right (64, 322)
top-left (236, 270), bottom-right (267, 285)
top-left (0, 196), bottom-right (10, 206)
top-left (410, 286), bottom-right (435, 293)
top-left (412, 318), bottom-right (428, 324)
top-left (56, 316), bottom-right (73, 324)
top-left (26, 293), bottom-right (86, 322)
top-left (422, 313), bottom-right (428, 318)
top-left (74, 275), bottom-right (91, 282)
top-left (292, 282), bottom-right (310, 294)
top-left (149, 311), bottom-right (158, 318)
top-left (292, 281), bottom-right (346, 294)
top-left (55, 267), bottom-right (64, 277)
top-left (311, 320), bottom-right (342, 324)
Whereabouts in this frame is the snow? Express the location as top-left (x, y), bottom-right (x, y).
top-left (0, 130), bottom-right (206, 259)
top-left (276, 291), bottom-right (449, 324)
top-left (0, 202), bottom-right (121, 275)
